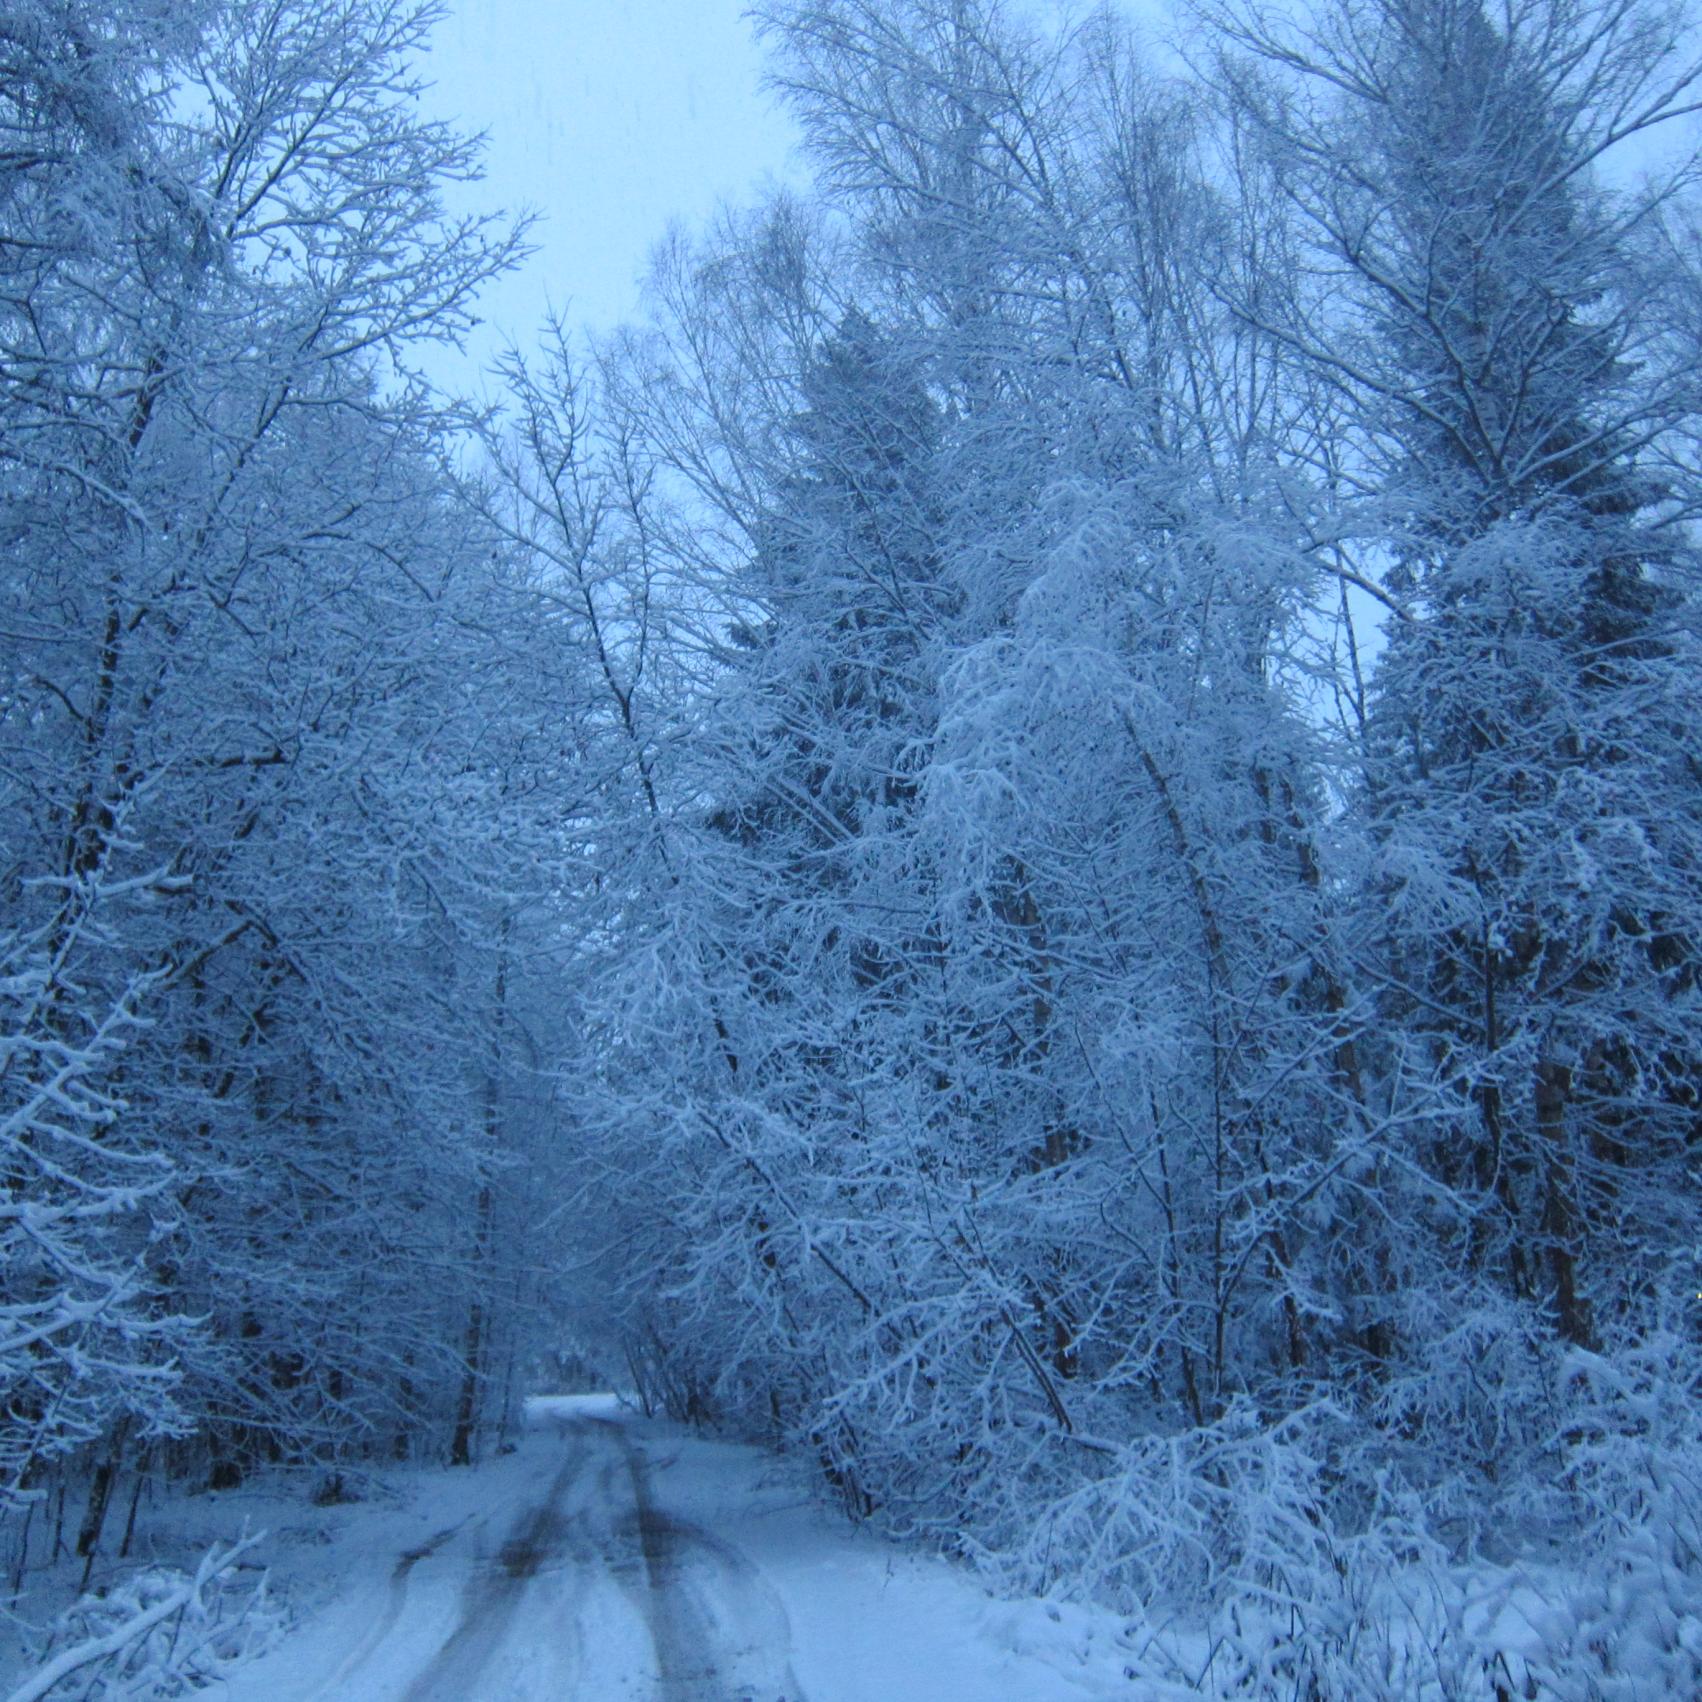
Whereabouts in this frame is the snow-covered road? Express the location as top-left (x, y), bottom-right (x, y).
top-left (207, 1395), bottom-right (1136, 1701)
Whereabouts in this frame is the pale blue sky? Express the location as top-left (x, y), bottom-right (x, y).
top-left (422, 3), bottom-right (1127, 389)
top-left (422, 1), bottom-right (804, 387)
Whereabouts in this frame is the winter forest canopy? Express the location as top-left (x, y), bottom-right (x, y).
top-left (3, 0), bottom-right (1702, 1691)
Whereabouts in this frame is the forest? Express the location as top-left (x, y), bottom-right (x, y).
top-left (2, 0), bottom-right (1700, 1692)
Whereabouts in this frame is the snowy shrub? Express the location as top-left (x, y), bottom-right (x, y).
top-left (982, 1404), bottom-right (1346, 1609)
top-left (943, 1327), bottom-right (1702, 1698)
top-left (10, 1539), bottom-right (276, 1702)
top-left (1502, 1333), bottom-right (1702, 1699)
top-left (1097, 1337), bottom-right (1702, 1698)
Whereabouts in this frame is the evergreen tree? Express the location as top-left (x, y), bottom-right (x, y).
top-left (1213, 0), bottom-right (1702, 1411)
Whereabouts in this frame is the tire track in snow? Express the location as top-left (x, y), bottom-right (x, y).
top-left (305, 1410), bottom-right (803, 1701)
top-left (614, 1421), bottom-right (806, 1702)
top-left (398, 1428), bottom-right (586, 1702)
top-left (305, 1518), bottom-right (470, 1702)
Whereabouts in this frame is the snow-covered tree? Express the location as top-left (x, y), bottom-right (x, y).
top-left (554, 4), bottom-right (1702, 1643)
top-left (0, 0), bottom-right (562, 1573)
top-left (1210, 0), bottom-right (1702, 1510)
top-left (544, 4), bottom-right (1373, 1589)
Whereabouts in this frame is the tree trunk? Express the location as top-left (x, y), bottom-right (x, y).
top-left (452, 922), bottom-right (511, 1466)
top-left (76, 1419), bottom-right (128, 1589)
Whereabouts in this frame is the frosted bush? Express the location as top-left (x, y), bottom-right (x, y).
top-left (15, 1539), bottom-right (276, 1702)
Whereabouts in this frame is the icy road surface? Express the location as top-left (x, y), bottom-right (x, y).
top-left (207, 1395), bottom-right (1134, 1701)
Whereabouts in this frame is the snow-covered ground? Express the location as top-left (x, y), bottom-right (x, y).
top-left (184, 1394), bottom-right (1139, 1701)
